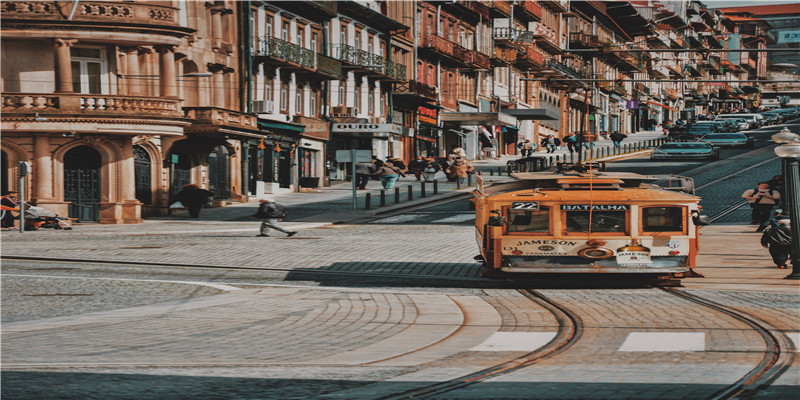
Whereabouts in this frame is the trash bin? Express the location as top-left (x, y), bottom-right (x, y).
top-left (299, 177), bottom-right (319, 188)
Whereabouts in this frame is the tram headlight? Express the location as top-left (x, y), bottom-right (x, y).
top-left (586, 239), bottom-right (606, 246)
top-left (577, 247), bottom-right (614, 259)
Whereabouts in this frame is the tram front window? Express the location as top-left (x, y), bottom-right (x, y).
top-left (507, 207), bottom-right (550, 233)
top-left (566, 211), bottom-right (626, 233)
top-left (642, 207), bottom-right (684, 232)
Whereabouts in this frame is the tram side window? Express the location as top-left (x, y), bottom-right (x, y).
top-left (642, 207), bottom-right (684, 232)
top-left (507, 207), bottom-right (550, 233)
top-left (565, 211), bottom-right (626, 233)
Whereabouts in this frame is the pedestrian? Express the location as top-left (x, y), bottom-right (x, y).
top-left (562, 133), bottom-right (578, 152)
top-left (174, 184), bottom-right (214, 218)
top-left (767, 174), bottom-right (785, 207)
top-left (742, 182), bottom-right (780, 227)
top-left (375, 161), bottom-right (405, 189)
top-left (609, 131), bottom-right (627, 148)
top-left (386, 156), bottom-right (407, 173)
top-left (758, 208), bottom-right (786, 232)
top-left (449, 144), bottom-right (467, 158)
top-left (422, 157), bottom-right (441, 181)
top-left (408, 156), bottom-right (427, 181)
top-left (445, 158), bottom-right (475, 185)
top-left (541, 135), bottom-right (561, 153)
top-left (760, 219), bottom-right (793, 269)
top-left (355, 160), bottom-right (376, 190)
top-left (1, 191), bottom-right (19, 229)
top-left (252, 197), bottom-right (297, 237)
top-left (518, 139), bottom-right (535, 157)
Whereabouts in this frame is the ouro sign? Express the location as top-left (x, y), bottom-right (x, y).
top-left (331, 123), bottom-right (402, 135)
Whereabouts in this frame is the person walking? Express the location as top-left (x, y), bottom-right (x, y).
top-left (422, 157), bottom-right (441, 181)
top-left (541, 135), bottom-right (560, 153)
top-left (252, 198), bottom-right (297, 237)
top-left (355, 160), bottom-right (376, 190)
top-left (445, 158), bottom-right (475, 185)
top-left (760, 219), bottom-right (793, 269)
top-left (609, 132), bottom-right (627, 148)
top-left (742, 182), bottom-right (780, 226)
top-left (1, 191), bottom-right (19, 229)
top-left (174, 184), bottom-right (214, 218)
top-left (562, 133), bottom-right (578, 153)
top-left (375, 161), bottom-right (405, 189)
top-left (408, 156), bottom-right (427, 181)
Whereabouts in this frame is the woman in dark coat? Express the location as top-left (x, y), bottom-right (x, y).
top-left (175, 184), bottom-right (213, 218)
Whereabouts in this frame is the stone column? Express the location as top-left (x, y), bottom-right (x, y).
top-left (54, 38), bottom-right (77, 93)
top-left (123, 47), bottom-right (142, 96)
top-left (155, 45), bottom-right (177, 98)
top-left (32, 134), bottom-right (54, 201)
top-left (208, 63), bottom-right (233, 108)
top-left (120, 137), bottom-right (142, 223)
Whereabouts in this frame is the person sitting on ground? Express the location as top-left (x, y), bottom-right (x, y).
top-left (760, 219), bottom-right (792, 269)
top-left (174, 184), bottom-right (214, 218)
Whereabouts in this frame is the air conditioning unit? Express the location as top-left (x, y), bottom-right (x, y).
top-left (331, 106), bottom-right (354, 117)
top-left (252, 100), bottom-right (274, 114)
top-left (368, 117), bottom-right (386, 123)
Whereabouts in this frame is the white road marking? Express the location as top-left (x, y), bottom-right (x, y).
top-left (373, 215), bottom-right (422, 224)
top-left (432, 214), bottom-right (475, 223)
top-left (470, 332), bottom-right (557, 352)
top-left (4, 274), bottom-right (243, 292)
top-left (788, 333), bottom-right (800, 352)
top-left (618, 332), bottom-right (705, 352)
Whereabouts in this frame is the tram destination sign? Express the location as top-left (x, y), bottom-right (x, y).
top-left (561, 204), bottom-right (630, 211)
top-left (512, 202), bottom-right (539, 210)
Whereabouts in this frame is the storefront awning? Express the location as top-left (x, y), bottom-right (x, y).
top-left (258, 120), bottom-right (306, 133)
top-left (645, 100), bottom-right (678, 112)
top-left (439, 112), bottom-right (517, 126)
top-left (501, 108), bottom-right (560, 121)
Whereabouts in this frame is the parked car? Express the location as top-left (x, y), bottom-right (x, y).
top-left (716, 113), bottom-right (764, 128)
top-left (650, 142), bottom-right (720, 160)
top-left (692, 121), bottom-right (734, 133)
top-left (699, 133), bottom-right (755, 148)
top-left (684, 123), bottom-right (723, 138)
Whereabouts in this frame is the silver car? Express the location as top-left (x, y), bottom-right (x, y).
top-left (650, 142), bottom-right (720, 160)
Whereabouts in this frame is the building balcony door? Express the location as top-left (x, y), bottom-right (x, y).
top-left (208, 145), bottom-right (231, 200)
top-left (64, 146), bottom-right (101, 222)
top-left (169, 151), bottom-right (192, 202)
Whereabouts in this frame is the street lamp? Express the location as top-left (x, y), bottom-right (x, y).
top-left (772, 127), bottom-right (800, 279)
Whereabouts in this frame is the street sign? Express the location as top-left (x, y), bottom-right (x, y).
top-left (336, 149), bottom-right (372, 163)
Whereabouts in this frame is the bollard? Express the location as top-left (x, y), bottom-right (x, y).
top-left (395, 187), bottom-right (400, 203)
top-left (408, 185), bottom-right (413, 201)
top-left (498, 167), bottom-right (503, 176)
top-left (490, 169), bottom-right (494, 176)
top-left (457, 177), bottom-right (462, 189)
top-left (380, 190), bottom-right (386, 207)
top-left (421, 181), bottom-right (427, 198)
top-left (433, 180), bottom-right (439, 194)
top-left (365, 193), bottom-right (371, 210)
top-left (468, 173), bottom-right (473, 186)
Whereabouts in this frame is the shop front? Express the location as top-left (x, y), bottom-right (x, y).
top-left (327, 123), bottom-right (404, 181)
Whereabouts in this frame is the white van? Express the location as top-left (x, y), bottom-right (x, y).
top-left (715, 114), bottom-right (763, 129)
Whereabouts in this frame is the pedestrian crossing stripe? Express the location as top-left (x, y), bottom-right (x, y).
top-left (618, 332), bottom-right (705, 352)
top-left (431, 214), bottom-right (474, 223)
top-left (470, 332), bottom-right (557, 351)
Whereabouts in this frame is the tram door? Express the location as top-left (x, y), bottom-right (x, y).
top-left (208, 145), bottom-right (230, 199)
top-left (169, 151), bottom-right (191, 202)
top-left (133, 146), bottom-right (152, 205)
top-left (64, 146), bottom-right (101, 222)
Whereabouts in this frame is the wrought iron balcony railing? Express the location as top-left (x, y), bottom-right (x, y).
top-left (332, 44), bottom-right (406, 80)
top-left (547, 59), bottom-right (583, 80)
top-left (254, 37), bottom-right (316, 69)
top-left (492, 28), bottom-right (534, 44)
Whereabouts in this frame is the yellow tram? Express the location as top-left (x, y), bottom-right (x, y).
top-left (473, 163), bottom-right (707, 278)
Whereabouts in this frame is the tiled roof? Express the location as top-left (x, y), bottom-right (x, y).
top-left (717, 3), bottom-right (800, 16)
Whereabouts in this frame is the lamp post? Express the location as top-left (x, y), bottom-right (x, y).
top-left (772, 127), bottom-right (800, 279)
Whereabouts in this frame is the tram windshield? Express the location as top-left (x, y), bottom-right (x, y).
top-left (565, 211), bottom-right (626, 233)
top-left (642, 207), bottom-right (684, 232)
top-left (507, 207), bottom-right (550, 233)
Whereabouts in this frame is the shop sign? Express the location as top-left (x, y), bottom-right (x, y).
top-left (331, 123), bottom-right (403, 135)
top-left (418, 106), bottom-right (438, 125)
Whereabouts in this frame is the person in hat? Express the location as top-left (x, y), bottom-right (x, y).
top-left (252, 197), bottom-right (297, 237)
top-left (760, 218), bottom-right (792, 269)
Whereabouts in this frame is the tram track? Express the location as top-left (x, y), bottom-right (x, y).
top-left (661, 287), bottom-right (796, 400)
top-left (376, 289), bottom-right (583, 400)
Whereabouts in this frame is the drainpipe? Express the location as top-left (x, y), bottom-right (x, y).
top-left (245, 1), bottom-right (253, 114)
top-left (387, 34), bottom-right (393, 124)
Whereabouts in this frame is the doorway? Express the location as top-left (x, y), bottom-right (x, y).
top-left (64, 146), bottom-right (101, 222)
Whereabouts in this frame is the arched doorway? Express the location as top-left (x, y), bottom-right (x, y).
top-left (169, 151), bottom-right (191, 202)
top-left (208, 145), bottom-right (230, 200)
top-left (1, 150), bottom-right (8, 195)
top-left (64, 146), bottom-right (101, 222)
top-left (133, 145), bottom-right (152, 205)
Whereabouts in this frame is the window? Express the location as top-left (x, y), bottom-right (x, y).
top-left (264, 77), bottom-right (273, 101)
top-left (280, 80), bottom-right (289, 112)
top-left (340, 24), bottom-right (347, 46)
top-left (355, 83), bottom-right (361, 113)
top-left (311, 32), bottom-right (319, 53)
top-left (296, 24), bottom-right (305, 47)
top-left (71, 46), bottom-right (107, 94)
top-left (266, 15), bottom-right (273, 37)
top-left (281, 20), bottom-right (290, 41)
top-left (338, 81), bottom-right (345, 105)
top-left (642, 207), bottom-right (684, 232)
top-left (310, 88), bottom-right (318, 117)
top-left (355, 29), bottom-right (361, 50)
top-left (507, 207), bottom-right (550, 233)
top-left (368, 89), bottom-right (374, 115)
top-left (295, 86), bottom-right (303, 115)
top-left (565, 211), bottom-right (627, 233)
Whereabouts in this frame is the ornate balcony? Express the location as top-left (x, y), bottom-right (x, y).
top-left (392, 80), bottom-right (438, 106)
top-left (471, 50), bottom-right (492, 69)
top-left (491, 47), bottom-right (517, 66)
top-left (569, 32), bottom-right (599, 49)
top-left (531, 22), bottom-right (561, 53)
top-left (489, 0), bottom-right (512, 17)
top-left (408, 80), bottom-right (438, 100)
top-left (518, 1), bottom-right (542, 21)
top-left (316, 55), bottom-right (343, 79)
top-left (1, 93), bottom-right (182, 118)
top-left (1, 1), bottom-right (180, 27)
top-left (254, 37), bottom-right (316, 70)
top-left (332, 44), bottom-right (406, 81)
top-left (547, 59), bottom-right (583, 80)
top-left (419, 34), bottom-right (454, 56)
top-left (183, 107), bottom-right (258, 131)
top-left (493, 28), bottom-right (534, 48)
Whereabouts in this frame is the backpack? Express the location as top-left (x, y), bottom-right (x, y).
top-left (271, 203), bottom-right (288, 218)
top-left (751, 188), bottom-right (774, 204)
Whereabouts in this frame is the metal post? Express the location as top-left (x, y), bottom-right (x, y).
top-left (380, 190), bottom-right (386, 207)
top-left (785, 157), bottom-right (800, 279)
top-left (365, 193), bottom-right (371, 210)
top-left (433, 180), bottom-right (439, 194)
top-left (456, 176), bottom-right (462, 189)
top-left (395, 187), bottom-right (400, 203)
top-left (351, 148), bottom-right (357, 210)
top-left (421, 182), bottom-right (426, 198)
top-left (18, 171), bottom-right (24, 233)
top-left (408, 185), bottom-right (413, 201)
top-left (468, 173), bottom-right (473, 186)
